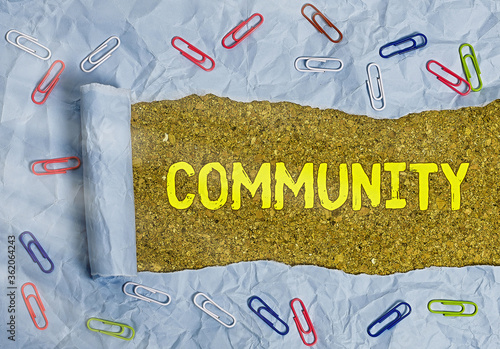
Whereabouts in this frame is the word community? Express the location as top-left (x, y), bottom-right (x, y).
top-left (166, 162), bottom-right (469, 211)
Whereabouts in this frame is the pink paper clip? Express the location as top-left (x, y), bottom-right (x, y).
top-left (290, 298), bottom-right (318, 346)
top-left (426, 60), bottom-right (471, 96)
top-left (31, 156), bottom-right (81, 176)
top-left (171, 36), bottom-right (215, 71)
top-left (31, 60), bottom-right (65, 105)
top-left (222, 13), bottom-right (264, 49)
top-left (21, 282), bottom-right (48, 330)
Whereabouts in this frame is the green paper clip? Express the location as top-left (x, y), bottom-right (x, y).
top-left (86, 317), bottom-right (135, 341)
top-left (428, 299), bottom-right (478, 317)
top-left (459, 43), bottom-right (482, 92)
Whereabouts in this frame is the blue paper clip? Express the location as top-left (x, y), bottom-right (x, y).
top-left (19, 231), bottom-right (54, 273)
top-left (367, 302), bottom-right (411, 337)
top-left (247, 296), bottom-right (289, 335)
top-left (379, 33), bottom-right (427, 58)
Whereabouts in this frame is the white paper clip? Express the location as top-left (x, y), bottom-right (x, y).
top-left (294, 57), bottom-right (343, 72)
top-left (366, 62), bottom-right (386, 111)
top-left (5, 29), bottom-right (51, 60)
top-left (122, 282), bottom-right (171, 306)
top-left (193, 292), bottom-right (236, 328)
top-left (80, 36), bottom-right (120, 73)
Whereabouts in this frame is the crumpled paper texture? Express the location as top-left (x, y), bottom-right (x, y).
top-left (0, 0), bottom-right (499, 119)
top-left (0, 0), bottom-right (500, 348)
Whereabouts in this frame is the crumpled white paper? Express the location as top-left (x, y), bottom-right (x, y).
top-left (1, 0), bottom-right (500, 348)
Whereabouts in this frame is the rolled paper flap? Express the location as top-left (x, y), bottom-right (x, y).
top-left (80, 83), bottom-right (137, 277)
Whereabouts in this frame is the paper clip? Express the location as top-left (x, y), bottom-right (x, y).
top-left (5, 29), bottom-right (52, 60)
top-left (366, 63), bottom-right (386, 111)
top-left (87, 318), bottom-right (135, 341)
top-left (367, 302), bottom-right (411, 337)
top-left (21, 282), bottom-right (48, 330)
top-left (19, 231), bottom-right (54, 273)
top-left (379, 33), bottom-right (427, 58)
top-left (31, 156), bottom-right (81, 176)
top-left (290, 298), bottom-right (317, 346)
top-left (301, 3), bottom-right (343, 43)
top-left (294, 57), bottom-right (343, 72)
top-left (122, 282), bottom-right (171, 306)
top-left (428, 299), bottom-right (478, 317)
top-left (459, 43), bottom-right (482, 92)
top-left (247, 295), bottom-right (289, 335)
top-left (31, 60), bottom-right (65, 105)
top-left (80, 36), bottom-right (121, 73)
top-left (426, 60), bottom-right (471, 96)
top-left (222, 13), bottom-right (264, 49)
top-left (171, 36), bottom-right (215, 71)
top-left (193, 292), bottom-right (236, 328)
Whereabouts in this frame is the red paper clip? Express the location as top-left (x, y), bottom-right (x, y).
top-left (21, 282), bottom-right (48, 330)
top-left (31, 60), bottom-right (65, 105)
top-left (301, 3), bottom-right (343, 43)
top-left (31, 156), bottom-right (81, 176)
top-left (426, 60), bottom-right (471, 96)
top-left (171, 37), bottom-right (215, 71)
top-left (290, 298), bottom-right (318, 346)
top-left (222, 13), bottom-right (264, 49)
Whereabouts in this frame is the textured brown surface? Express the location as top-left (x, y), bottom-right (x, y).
top-left (131, 95), bottom-right (500, 275)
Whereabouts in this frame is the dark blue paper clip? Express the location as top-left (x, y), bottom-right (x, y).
top-left (367, 302), bottom-right (411, 337)
top-left (379, 33), bottom-right (427, 58)
top-left (19, 231), bottom-right (54, 273)
top-left (247, 296), bottom-right (289, 335)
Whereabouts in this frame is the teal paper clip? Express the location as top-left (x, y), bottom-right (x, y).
top-left (459, 43), bottom-right (482, 92)
top-left (428, 299), bottom-right (478, 317)
top-left (86, 317), bottom-right (135, 341)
